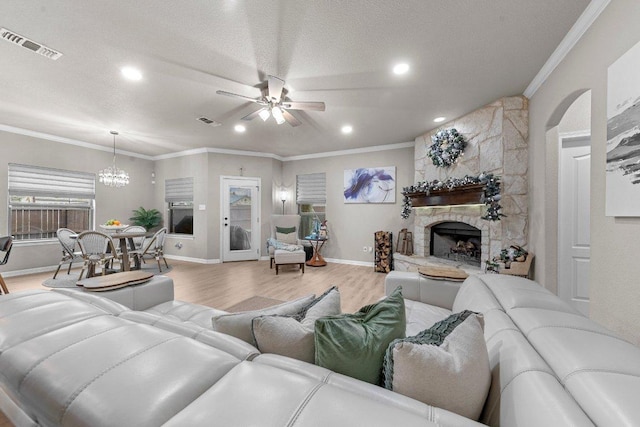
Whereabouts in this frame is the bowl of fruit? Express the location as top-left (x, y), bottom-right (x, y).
top-left (99, 219), bottom-right (128, 234)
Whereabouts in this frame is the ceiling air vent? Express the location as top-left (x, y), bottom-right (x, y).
top-left (197, 116), bottom-right (222, 127)
top-left (1, 28), bottom-right (63, 60)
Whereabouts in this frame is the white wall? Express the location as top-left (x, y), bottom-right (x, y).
top-left (529, 0), bottom-right (640, 344)
top-left (0, 131), bottom-right (155, 273)
top-left (282, 147), bottom-right (414, 264)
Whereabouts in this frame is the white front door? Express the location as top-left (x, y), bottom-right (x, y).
top-left (221, 176), bottom-right (261, 262)
top-left (558, 135), bottom-right (591, 316)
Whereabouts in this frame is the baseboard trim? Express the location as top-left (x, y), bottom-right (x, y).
top-left (324, 258), bottom-right (374, 268)
top-left (1, 264), bottom-right (76, 278)
top-left (163, 255), bottom-right (221, 264)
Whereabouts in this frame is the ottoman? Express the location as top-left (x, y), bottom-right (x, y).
top-left (274, 249), bottom-right (305, 275)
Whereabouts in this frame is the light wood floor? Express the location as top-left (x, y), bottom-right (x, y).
top-left (0, 260), bottom-right (386, 427)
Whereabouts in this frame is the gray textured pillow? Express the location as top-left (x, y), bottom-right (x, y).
top-left (252, 287), bottom-right (341, 363)
top-left (383, 310), bottom-right (490, 421)
top-left (211, 294), bottom-right (315, 345)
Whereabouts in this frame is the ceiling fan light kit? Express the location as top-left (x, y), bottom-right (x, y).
top-left (216, 75), bottom-right (325, 127)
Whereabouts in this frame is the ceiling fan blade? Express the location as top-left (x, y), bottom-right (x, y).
top-left (240, 108), bottom-right (266, 121)
top-left (281, 101), bottom-right (326, 112)
top-left (216, 90), bottom-right (265, 104)
top-left (268, 75), bottom-right (285, 102)
top-left (282, 110), bottom-right (301, 127)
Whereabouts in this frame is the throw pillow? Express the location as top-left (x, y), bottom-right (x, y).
top-left (211, 294), bottom-right (315, 346)
top-left (314, 286), bottom-right (406, 385)
top-left (275, 226), bottom-right (297, 244)
top-left (251, 286), bottom-right (341, 363)
top-left (382, 310), bottom-right (490, 421)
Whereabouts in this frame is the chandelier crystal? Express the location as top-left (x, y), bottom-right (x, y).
top-left (99, 131), bottom-right (129, 187)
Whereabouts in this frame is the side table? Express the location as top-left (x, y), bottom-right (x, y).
top-left (305, 237), bottom-right (328, 267)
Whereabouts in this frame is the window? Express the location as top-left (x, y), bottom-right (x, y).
top-left (296, 173), bottom-right (326, 238)
top-left (165, 177), bottom-right (194, 235)
top-left (8, 164), bottom-right (95, 241)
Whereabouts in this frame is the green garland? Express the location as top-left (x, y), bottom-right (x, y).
top-left (427, 128), bottom-right (466, 168)
top-left (400, 172), bottom-right (505, 221)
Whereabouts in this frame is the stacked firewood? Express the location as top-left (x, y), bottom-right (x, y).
top-left (374, 231), bottom-right (393, 273)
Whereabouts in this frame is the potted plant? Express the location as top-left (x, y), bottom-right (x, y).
top-left (129, 207), bottom-right (162, 231)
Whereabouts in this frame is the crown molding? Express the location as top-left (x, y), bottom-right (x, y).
top-left (280, 141), bottom-right (415, 162)
top-left (1, 123), bottom-right (413, 162)
top-left (0, 124), bottom-right (154, 160)
top-left (524, 0), bottom-right (611, 98)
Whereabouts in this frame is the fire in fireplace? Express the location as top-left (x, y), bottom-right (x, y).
top-left (430, 221), bottom-right (481, 266)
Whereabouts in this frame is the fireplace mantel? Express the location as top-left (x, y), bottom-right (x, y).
top-left (406, 183), bottom-right (485, 207)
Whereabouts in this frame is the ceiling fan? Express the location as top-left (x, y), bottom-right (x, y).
top-left (216, 75), bottom-right (325, 127)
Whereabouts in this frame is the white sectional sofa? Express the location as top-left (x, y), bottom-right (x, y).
top-left (386, 271), bottom-right (640, 426)
top-left (1, 273), bottom-right (639, 426)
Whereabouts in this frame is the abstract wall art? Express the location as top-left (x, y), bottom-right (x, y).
top-left (606, 39), bottom-right (640, 216)
top-left (343, 166), bottom-right (396, 203)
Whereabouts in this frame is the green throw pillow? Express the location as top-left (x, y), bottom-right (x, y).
top-left (314, 286), bottom-right (406, 385)
top-left (275, 226), bottom-right (296, 234)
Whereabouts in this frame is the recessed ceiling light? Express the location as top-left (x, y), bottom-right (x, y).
top-left (341, 125), bottom-right (353, 134)
top-left (433, 116), bottom-right (446, 123)
top-left (393, 63), bottom-right (410, 75)
top-left (234, 124), bottom-right (246, 133)
top-left (121, 66), bottom-right (142, 81)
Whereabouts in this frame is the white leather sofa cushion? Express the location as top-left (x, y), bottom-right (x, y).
top-left (0, 291), bottom-right (111, 352)
top-left (163, 361), bottom-right (483, 426)
top-left (52, 287), bottom-right (131, 314)
top-left (385, 271), bottom-right (461, 309)
top-left (0, 291), bottom-right (243, 427)
top-left (56, 275), bottom-right (175, 311)
top-left (120, 310), bottom-right (259, 360)
top-left (145, 299), bottom-right (227, 328)
top-left (253, 354), bottom-right (484, 427)
top-left (404, 298), bottom-right (451, 336)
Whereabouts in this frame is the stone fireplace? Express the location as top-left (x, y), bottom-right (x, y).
top-left (395, 96), bottom-right (529, 273)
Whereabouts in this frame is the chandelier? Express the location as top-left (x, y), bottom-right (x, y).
top-left (99, 131), bottom-right (129, 187)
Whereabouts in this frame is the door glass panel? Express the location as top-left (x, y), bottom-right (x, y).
top-left (229, 186), bottom-right (252, 251)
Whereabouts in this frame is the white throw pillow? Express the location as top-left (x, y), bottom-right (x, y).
top-left (252, 287), bottom-right (341, 363)
top-left (211, 294), bottom-right (315, 346)
top-left (275, 226), bottom-right (298, 244)
top-left (383, 311), bottom-right (490, 421)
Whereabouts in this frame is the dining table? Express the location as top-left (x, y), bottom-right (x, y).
top-left (110, 231), bottom-right (150, 272)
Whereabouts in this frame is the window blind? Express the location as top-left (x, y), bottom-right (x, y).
top-left (8, 163), bottom-right (96, 199)
top-left (165, 177), bottom-right (194, 203)
top-left (296, 173), bottom-right (326, 205)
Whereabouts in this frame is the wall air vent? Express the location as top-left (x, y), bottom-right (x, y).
top-left (1, 28), bottom-right (63, 60)
top-left (197, 116), bottom-right (222, 127)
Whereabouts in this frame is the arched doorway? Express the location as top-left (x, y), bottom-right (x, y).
top-left (546, 90), bottom-right (592, 315)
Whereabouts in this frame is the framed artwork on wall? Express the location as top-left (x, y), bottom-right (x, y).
top-left (606, 39), bottom-right (640, 216)
top-left (343, 166), bottom-right (396, 203)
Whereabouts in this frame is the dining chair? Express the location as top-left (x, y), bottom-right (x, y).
top-left (130, 227), bottom-right (169, 272)
top-left (122, 225), bottom-right (147, 251)
top-left (53, 228), bottom-right (84, 279)
top-left (76, 231), bottom-right (119, 279)
top-left (0, 236), bottom-right (13, 294)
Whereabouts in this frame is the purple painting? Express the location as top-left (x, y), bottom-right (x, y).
top-left (343, 166), bottom-right (396, 203)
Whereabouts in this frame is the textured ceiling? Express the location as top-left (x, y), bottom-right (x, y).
top-left (0, 0), bottom-right (591, 157)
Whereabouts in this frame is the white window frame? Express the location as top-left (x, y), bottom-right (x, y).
top-left (8, 164), bottom-right (95, 242)
top-left (165, 177), bottom-right (194, 236)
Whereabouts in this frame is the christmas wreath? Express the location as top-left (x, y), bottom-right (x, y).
top-left (426, 128), bottom-right (466, 168)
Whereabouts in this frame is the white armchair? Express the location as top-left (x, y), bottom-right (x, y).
top-left (268, 214), bottom-right (305, 274)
